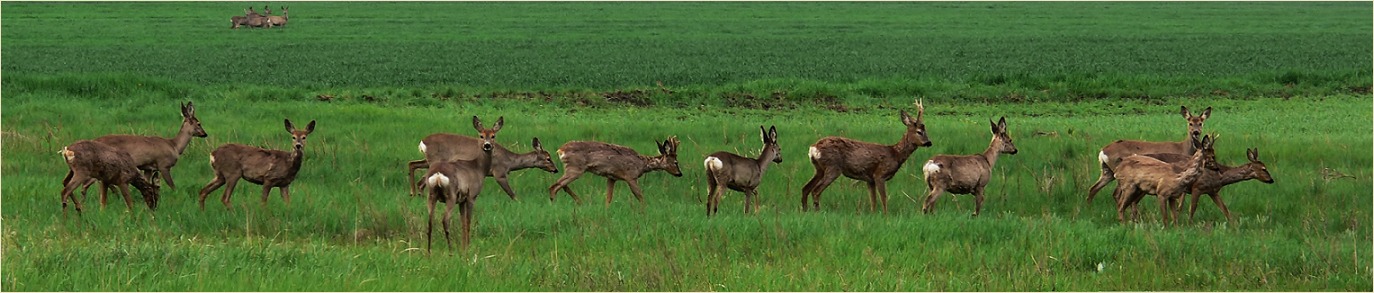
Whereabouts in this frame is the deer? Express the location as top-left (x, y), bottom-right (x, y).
top-left (703, 126), bottom-right (782, 216)
top-left (1113, 135), bottom-right (1218, 224)
top-left (197, 119), bottom-right (315, 210)
top-left (266, 6), bottom-right (288, 28)
top-left (548, 136), bottom-right (683, 207)
top-left (404, 117), bottom-right (560, 200)
top-left (231, 6), bottom-right (272, 29)
top-left (1144, 148), bottom-right (1274, 222)
top-left (920, 117), bottom-right (1017, 217)
top-left (1087, 106), bottom-right (1211, 206)
top-left (67, 102), bottom-right (207, 202)
top-left (58, 140), bottom-right (161, 214)
top-left (800, 99), bottom-right (932, 213)
top-left (417, 116), bottom-right (502, 252)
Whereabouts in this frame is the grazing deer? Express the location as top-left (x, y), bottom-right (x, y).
top-left (1113, 135), bottom-right (1218, 224)
top-left (921, 117), bottom-right (1017, 216)
top-left (59, 140), bottom-right (161, 213)
top-left (266, 6), bottom-right (288, 28)
top-left (548, 136), bottom-right (683, 207)
top-left (70, 102), bottom-right (207, 200)
top-left (417, 116), bottom-right (502, 252)
top-left (800, 99), bottom-right (931, 213)
top-left (197, 119), bottom-right (315, 210)
top-left (405, 118), bottom-right (560, 200)
top-left (703, 126), bottom-right (782, 216)
top-left (1087, 106), bottom-right (1211, 205)
top-left (1145, 148), bottom-right (1274, 221)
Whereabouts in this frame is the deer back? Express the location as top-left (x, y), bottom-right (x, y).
top-left (92, 101), bottom-right (206, 169)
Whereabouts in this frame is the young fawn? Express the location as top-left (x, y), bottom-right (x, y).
top-left (417, 116), bottom-right (501, 252)
top-left (801, 99), bottom-right (932, 213)
top-left (921, 117), bottom-right (1018, 217)
top-left (197, 119), bottom-right (315, 210)
top-left (59, 140), bottom-right (161, 213)
top-left (549, 136), bottom-right (683, 207)
top-left (703, 126), bottom-right (782, 216)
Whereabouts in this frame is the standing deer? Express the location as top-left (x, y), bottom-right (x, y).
top-left (548, 136), bottom-right (683, 207)
top-left (266, 6), bottom-right (288, 28)
top-left (1145, 148), bottom-right (1274, 221)
top-left (68, 102), bottom-right (207, 200)
top-left (1113, 135), bottom-right (1218, 224)
top-left (800, 99), bottom-right (931, 213)
top-left (417, 116), bottom-right (502, 252)
top-left (703, 126), bottom-right (782, 216)
top-left (59, 140), bottom-right (161, 213)
top-left (197, 119), bottom-right (315, 210)
top-left (405, 117), bottom-right (559, 200)
top-left (921, 117), bottom-right (1018, 216)
top-left (231, 6), bottom-right (272, 29)
top-left (1087, 106), bottom-right (1211, 205)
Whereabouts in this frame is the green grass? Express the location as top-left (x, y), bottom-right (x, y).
top-left (2, 1), bottom-right (1372, 291)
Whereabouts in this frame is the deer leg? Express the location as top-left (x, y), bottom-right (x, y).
top-left (98, 183), bottom-right (112, 208)
top-left (973, 187), bottom-right (986, 217)
top-left (157, 166), bottom-right (176, 190)
top-left (922, 186), bottom-right (945, 214)
top-left (605, 178), bottom-right (617, 207)
top-left (704, 176), bottom-right (717, 216)
top-left (280, 186), bottom-right (292, 207)
top-left (198, 175), bottom-right (226, 210)
top-left (118, 184), bottom-right (135, 211)
top-left (62, 173), bottom-right (91, 213)
top-left (1086, 164), bottom-right (1114, 203)
top-left (745, 189), bottom-right (758, 214)
top-left (864, 181), bottom-right (879, 212)
top-left (260, 184), bottom-right (274, 206)
top-left (220, 177), bottom-right (241, 209)
top-left (460, 199), bottom-right (474, 251)
top-left (807, 168), bottom-right (843, 212)
top-left (407, 159), bottom-right (428, 197)
top-left (549, 168), bottom-right (585, 204)
top-left (442, 196), bottom-right (457, 251)
top-left (494, 175), bottom-right (519, 201)
top-left (877, 180), bottom-right (891, 214)
top-left (800, 169), bottom-right (821, 212)
top-left (425, 195), bottom-right (437, 252)
top-left (1205, 192), bottom-right (1233, 222)
top-left (626, 179), bottom-right (647, 211)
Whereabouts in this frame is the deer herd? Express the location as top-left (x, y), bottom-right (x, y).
top-left (230, 5), bottom-right (288, 29)
top-left (55, 99), bottom-right (1276, 252)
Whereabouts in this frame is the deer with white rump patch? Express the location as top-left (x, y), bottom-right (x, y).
top-left (1145, 147), bottom-right (1274, 222)
top-left (197, 119), bottom-right (315, 210)
top-left (66, 102), bottom-right (207, 201)
top-left (405, 117), bottom-right (560, 200)
top-left (1087, 106), bottom-right (1211, 205)
top-left (548, 136), bottom-right (683, 207)
top-left (800, 98), bottom-right (932, 213)
top-left (58, 140), bottom-right (161, 213)
top-left (703, 126), bottom-right (782, 216)
top-left (1113, 134), bottom-right (1218, 224)
top-left (417, 116), bottom-right (502, 252)
top-left (921, 117), bottom-right (1017, 216)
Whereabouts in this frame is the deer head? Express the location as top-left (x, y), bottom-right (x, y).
top-left (284, 119), bottom-right (316, 151)
top-left (1245, 148), bottom-right (1274, 184)
top-left (990, 117), bottom-right (1016, 155)
top-left (530, 137), bottom-right (558, 173)
top-left (900, 99), bottom-right (933, 148)
top-left (1181, 106), bottom-right (1212, 141)
top-left (654, 136), bottom-right (683, 177)
top-left (761, 125), bottom-right (781, 163)
top-left (181, 102), bottom-right (208, 138)
top-left (472, 116), bottom-right (503, 152)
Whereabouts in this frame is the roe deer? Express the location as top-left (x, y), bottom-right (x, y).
top-left (417, 116), bottom-right (502, 252)
top-left (232, 6), bottom-right (271, 29)
top-left (405, 117), bottom-right (559, 200)
top-left (71, 102), bottom-right (207, 198)
top-left (1087, 106), bottom-right (1211, 205)
top-left (800, 99), bottom-right (931, 213)
top-left (703, 126), bottom-right (782, 216)
top-left (1113, 135), bottom-right (1218, 224)
top-left (1145, 148), bottom-right (1274, 222)
top-left (266, 6), bottom-right (288, 28)
top-left (548, 136), bottom-right (683, 207)
top-left (921, 117), bottom-right (1017, 216)
top-left (197, 119), bottom-right (315, 210)
top-left (59, 140), bottom-right (161, 213)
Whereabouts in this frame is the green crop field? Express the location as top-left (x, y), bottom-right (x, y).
top-left (2, 2), bottom-right (1371, 291)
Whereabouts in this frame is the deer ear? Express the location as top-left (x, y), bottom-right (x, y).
top-left (998, 117), bottom-right (1007, 129)
top-left (471, 116), bottom-right (483, 131)
top-left (760, 126), bottom-right (768, 143)
top-left (532, 137), bottom-right (543, 150)
top-left (305, 120), bottom-right (316, 134)
top-left (492, 116), bottom-right (505, 132)
top-left (1180, 106), bottom-right (1190, 118)
top-left (769, 126), bottom-right (778, 142)
top-left (1200, 107), bottom-right (1212, 120)
top-left (900, 110), bottom-right (916, 126)
top-left (1247, 148), bottom-right (1259, 162)
top-left (284, 119), bottom-right (294, 133)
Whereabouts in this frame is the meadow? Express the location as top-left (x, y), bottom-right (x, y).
top-left (2, 2), bottom-right (1371, 291)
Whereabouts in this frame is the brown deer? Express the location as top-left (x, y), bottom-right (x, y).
top-left (69, 102), bottom-right (207, 200)
top-left (59, 140), bottom-right (161, 213)
top-left (197, 119), bottom-right (315, 210)
top-left (703, 126), bottom-right (782, 216)
top-left (920, 117), bottom-right (1017, 216)
top-left (1145, 148), bottom-right (1274, 221)
top-left (266, 6), bottom-right (288, 28)
top-left (1087, 106), bottom-right (1211, 205)
top-left (548, 136), bottom-right (683, 207)
top-left (1113, 135), bottom-right (1218, 224)
top-left (417, 116), bottom-right (502, 252)
top-left (800, 99), bottom-right (931, 213)
top-left (405, 117), bottom-right (559, 200)
top-left (231, 6), bottom-right (271, 29)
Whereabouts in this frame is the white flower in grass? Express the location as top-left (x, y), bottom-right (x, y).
top-left (1096, 262), bottom-right (1105, 273)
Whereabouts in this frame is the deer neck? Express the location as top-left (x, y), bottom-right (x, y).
top-left (641, 154), bottom-right (667, 173)
top-left (171, 124), bottom-right (197, 155)
top-left (890, 134), bottom-right (921, 159)
top-left (503, 148), bottom-right (543, 171)
top-left (980, 140), bottom-right (1003, 168)
top-left (755, 149), bottom-right (778, 173)
top-left (1212, 163), bottom-right (1255, 186)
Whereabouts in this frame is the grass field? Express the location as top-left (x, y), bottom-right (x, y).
top-left (2, 2), bottom-right (1372, 292)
